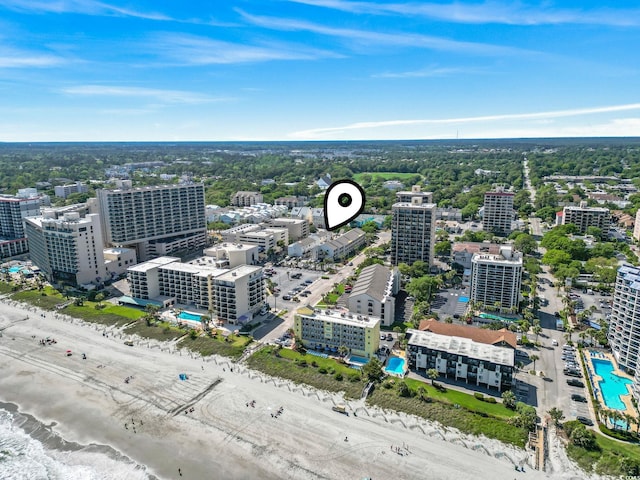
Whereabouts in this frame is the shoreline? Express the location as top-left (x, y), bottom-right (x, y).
top-left (0, 298), bottom-right (580, 479)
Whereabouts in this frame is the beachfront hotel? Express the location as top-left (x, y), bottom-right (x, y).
top-left (405, 327), bottom-right (515, 392)
top-left (24, 212), bottom-right (107, 287)
top-left (96, 183), bottom-right (206, 261)
top-left (470, 246), bottom-right (523, 313)
top-left (293, 307), bottom-right (381, 359)
top-left (126, 258), bottom-right (264, 325)
top-left (609, 265), bottom-right (640, 375)
top-left (483, 189), bottom-right (514, 236)
top-left (390, 195), bottom-right (437, 267)
top-left (0, 194), bottom-right (42, 259)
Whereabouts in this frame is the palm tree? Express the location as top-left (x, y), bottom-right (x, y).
top-left (548, 407), bottom-right (565, 427)
top-left (578, 331), bottom-right (587, 347)
top-left (338, 345), bottom-right (349, 358)
top-left (529, 354), bottom-right (540, 373)
top-left (532, 324), bottom-right (542, 343)
top-left (585, 328), bottom-right (597, 346)
top-left (426, 368), bottom-right (439, 385)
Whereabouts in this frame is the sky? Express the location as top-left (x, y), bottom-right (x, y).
top-left (1, 0), bottom-right (639, 142)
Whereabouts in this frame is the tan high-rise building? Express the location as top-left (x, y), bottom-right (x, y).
top-left (483, 190), bottom-right (514, 236)
top-left (562, 201), bottom-right (611, 234)
top-left (390, 196), bottom-right (436, 266)
top-left (470, 246), bottom-right (522, 313)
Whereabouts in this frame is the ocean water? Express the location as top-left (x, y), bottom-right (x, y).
top-left (0, 407), bottom-right (155, 480)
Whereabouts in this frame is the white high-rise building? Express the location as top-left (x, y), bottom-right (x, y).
top-left (0, 194), bottom-right (42, 259)
top-left (127, 259), bottom-right (264, 325)
top-left (96, 184), bottom-right (206, 261)
top-left (470, 246), bottom-right (522, 312)
top-left (390, 196), bottom-right (436, 266)
top-left (609, 265), bottom-right (640, 378)
top-left (483, 190), bottom-right (514, 236)
top-left (25, 212), bottom-right (107, 286)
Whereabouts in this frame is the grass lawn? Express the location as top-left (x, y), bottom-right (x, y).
top-left (124, 320), bottom-right (186, 341)
top-left (566, 429), bottom-right (640, 476)
top-left (246, 347), bottom-right (366, 398)
top-left (0, 281), bottom-right (16, 294)
top-left (178, 333), bottom-right (253, 359)
top-left (11, 287), bottom-right (66, 310)
top-left (63, 302), bottom-right (142, 326)
top-left (353, 172), bottom-right (422, 182)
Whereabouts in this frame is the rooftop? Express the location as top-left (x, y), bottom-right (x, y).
top-left (349, 264), bottom-right (393, 301)
top-left (406, 328), bottom-right (515, 367)
top-left (418, 319), bottom-right (517, 349)
top-left (214, 264), bottom-right (262, 282)
top-left (128, 256), bottom-right (181, 272)
top-left (297, 307), bottom-right (381, 329)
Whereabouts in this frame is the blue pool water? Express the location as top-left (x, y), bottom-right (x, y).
top-left (592, 358), bottom-right (633, 410)
top-left (385, 356), bottom-right (406, 375)
top-left (8, 266), bottom-right (23, 273)
top-left (349, 355), bottom-right (369, 365)
top-left (459, 296), bottom-right (469, 303)
top-left (178, 311), bottom-right (203, 322)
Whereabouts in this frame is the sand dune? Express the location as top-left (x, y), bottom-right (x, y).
top-left (0, 297), bottom-right (589, 479)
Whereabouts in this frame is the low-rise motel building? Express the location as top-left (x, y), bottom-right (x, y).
top-left (293, 307), bottom-right (380, 359)
top-left (405, 325), bottom-right (515, 392)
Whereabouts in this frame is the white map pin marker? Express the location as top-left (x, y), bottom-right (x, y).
top-left (324, 180), bottom-right (366, 231)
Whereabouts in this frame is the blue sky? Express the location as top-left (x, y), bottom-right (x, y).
top-left (1, 0), bottom-right (639, 141)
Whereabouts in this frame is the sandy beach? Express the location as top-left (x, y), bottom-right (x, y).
top-left (0, 296), bottom-right (590, 480)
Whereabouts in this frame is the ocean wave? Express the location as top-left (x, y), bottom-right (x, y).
top-left (0, 406), bottom-right (156, 480)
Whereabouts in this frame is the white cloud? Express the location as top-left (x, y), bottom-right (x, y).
top-left (372, 66), bottom-right (487, 78)
top-left (149, 33), bottom-right (343, 65)
top-left (288, 0), bottom-right (640, 27)
top-left (0, 0), bottom-right (173, 21)
top-left (289, 103), bottom-right (640, 139)
top-left (237, 9), bottom-right (531, 56)
top-left (61, 85), bottom-right (232, 104)
top-left (0, 53), bottom-right (64, 67)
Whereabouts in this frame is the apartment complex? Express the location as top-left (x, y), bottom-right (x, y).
top-left (220, 224), bottom-right (288, 253)
top-left (470, 246), bottom-right (522, 312)
top-left (390, 195), bottom-right (436, 266)
top-left (609, 265), bottom-right (640, 379)
top-left (562, 201), bottom-right (611, 234)
top-left (267, 218), bottom-right (309, 242)
top-left (634, 210), bottom-right (640, 242)
top-left (318, 228), bottom-right (366, 261)
top-left (54, 182), bottom-right (88, 199)
top-left (203, 243), bottom-right (260, 268)
top-left (406, 328), bottom-right (514, 392)
top-left (0, 194), bottom-right (41, 259)
top-left (231, 191), bottom-right (263, 207)
top-left (24, 212), bottom-right (107, 286)
top-left (483, 190), bottom-right (514, 236)
top-left (347, 264), bottom-right (400, 326)
top-left (96, 184), bottom-right (206, 261)
top-left (127, 258), bottom-right (264, 324)
top-left (293, 307), bottom-right (381, 359)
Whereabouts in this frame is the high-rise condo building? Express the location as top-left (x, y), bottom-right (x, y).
top-left (390, 195), bottom-right (436, 266)
top-left (609, 265), bottom-right (640, 376)
top-left (96, 184), bottom-right (206, 261)
top-left (395, 184), bottom-right (433, 204)
top-left (0, 194), bottom-right (41, 259)
top-left (24, 212), bottom-right (107, 286)
top-left (483, 190), bottom-right (514, 236)
top-left (562, 201), bottom-right (611, 234)
top-left (470, 246), bottom-right (522, 313)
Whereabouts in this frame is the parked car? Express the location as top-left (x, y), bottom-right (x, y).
top-left (572, 394), bottom-right (588, 403)
top-left (380, 334), bottom-right (386, 340)
top-left (567, 379), bottom-right (585, 387)
top-left (282, 295), bottom-right (292, 301)
top-left (564, 369), bottom-right (582, 377)
top-left (386, 333), bottom-right (393, 341)
top-left (551, 339), bottom-right (558, 346)
top-left (576, 415), bottom-right (594, 426)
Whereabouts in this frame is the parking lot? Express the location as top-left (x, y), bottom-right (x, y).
top-left (430, 286), bottom-right (469, 319)
top-left (264, 266), bottom-right (324, 311)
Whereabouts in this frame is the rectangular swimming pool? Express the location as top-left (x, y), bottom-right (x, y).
top-left (178, 311), bottom-right (203, 321)
top-left (591, 358), bottom-right (633, 410)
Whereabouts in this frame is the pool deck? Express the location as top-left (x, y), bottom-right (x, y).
top-left (583, 349), bottom-right (636, 417)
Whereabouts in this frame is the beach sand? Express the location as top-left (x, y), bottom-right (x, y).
top-left (0, 298), bottom-right (587, 479)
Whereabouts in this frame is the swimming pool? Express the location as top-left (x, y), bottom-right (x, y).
top-left (592, 358), bottom-right (633, 410)
top-left (8, 266), bottom-right (24, 273)
top-left (178, 311), bottom-right (203, 322)
top-left (459, 296), bottom-right (469, 303)
top-left (385, 356), bottom-right (406, 376)
top-left (349, 355), bottom-right (369, 365)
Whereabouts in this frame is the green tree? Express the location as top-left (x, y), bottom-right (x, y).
top-left (513, 233), bottom-right (537, 255)
top-left (362, 357), bottom-right (384, 382)
top-left (434, 240), bottom-right (451, 257)
top-left (426, 368), bottom-right (439, 385)
top-left (570, 424), bottom-right (599, 450)
top-left (529, 354), bottom-right (540, 372)
top-left (548, 407), bottom-right (565, 427)
top-left (502, 390), bottom-right (517, 410)
top-left (406, 275), bottom-right (442, 303)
